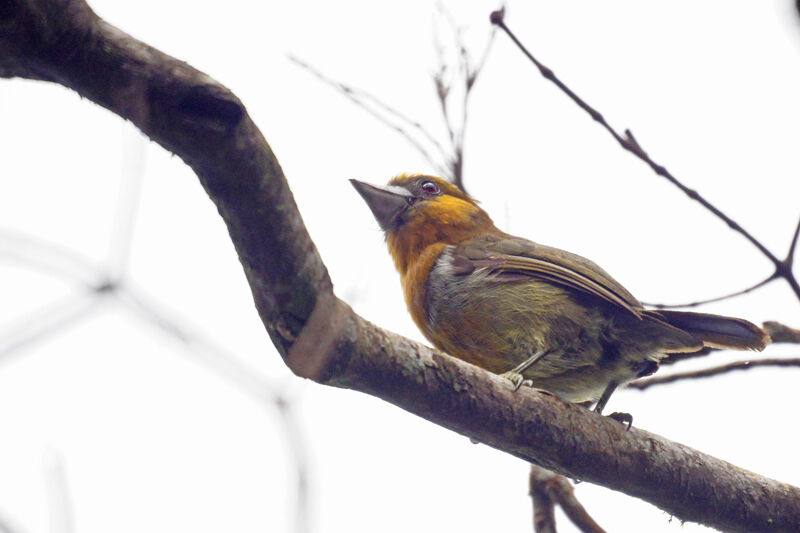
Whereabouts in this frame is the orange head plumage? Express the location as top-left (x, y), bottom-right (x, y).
top-left (350, 174), bottom-right (499, 275)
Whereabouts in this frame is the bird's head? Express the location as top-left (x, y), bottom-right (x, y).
top-left (351, 174), bottom-right (498, 273)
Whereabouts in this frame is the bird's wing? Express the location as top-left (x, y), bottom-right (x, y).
top-left (453, 235), bottom-right (644, 319)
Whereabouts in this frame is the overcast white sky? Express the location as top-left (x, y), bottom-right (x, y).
top-left (2, 1), bottom-right (800, 532)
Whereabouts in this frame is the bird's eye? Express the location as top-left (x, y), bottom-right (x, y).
top-left (420, 181), bottom-right (440, 195)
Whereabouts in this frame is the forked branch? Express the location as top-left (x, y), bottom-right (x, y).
top-left (529, 464), bottom-right (606, 533)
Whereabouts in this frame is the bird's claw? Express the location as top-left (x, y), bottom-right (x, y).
top-left (607, 411), bottom-right (633, 431)
top-left (500, 371), bottom-right (533, 391)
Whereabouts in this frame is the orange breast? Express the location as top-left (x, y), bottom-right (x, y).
top-left (398, 243), bottom-right (446, 341)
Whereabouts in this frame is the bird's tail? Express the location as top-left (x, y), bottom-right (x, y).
top-left (643, 310), bottom-right (770, 351)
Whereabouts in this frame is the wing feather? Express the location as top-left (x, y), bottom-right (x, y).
top-left (454, 236), bottom-right (643, 319)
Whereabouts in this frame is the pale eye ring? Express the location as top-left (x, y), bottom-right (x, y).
top-left (421, 181), bottom-right (439, 194)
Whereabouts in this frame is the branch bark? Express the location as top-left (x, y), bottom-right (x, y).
top-left (529, 465), bottom-right (557, 533)
top-left (529, 464), bottom-right (606, 533)
top-left (2, 2), bottom-right (799, 531)
top-left (764, 321), bottom-right (800, 344)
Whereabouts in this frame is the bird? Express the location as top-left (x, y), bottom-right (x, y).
top-left (350, 174), bottom-right (770, 417)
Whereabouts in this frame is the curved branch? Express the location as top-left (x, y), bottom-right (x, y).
top-left (3, 2), bottom-right (800, 532)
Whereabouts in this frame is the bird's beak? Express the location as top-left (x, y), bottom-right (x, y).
top-left (350, 179), bottom-right (412, 231)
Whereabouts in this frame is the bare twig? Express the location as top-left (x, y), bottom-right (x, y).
top-left (628, 358), bottom-right (800, 391)
top-left (292, 6), bottom-right (497, 192)
top-left (529, 464), bottom-right (606, 533)
top-left (0, 290), bottom-right (103, 364)
top-left (787, 214), bottom-right (800, 264)
top-left (0, 270), bottom-right (313, 533)
top-left (641, 274), bottom-right (777, 309)
top-left (118, 285), bottom-right (283, 399)
top-left (431, 15), bottom-right (458, 149)
top-left (289, 55), bottom-right (450, 178)
top-left (489, 9), bottom-right (800, 304)
top-left (106, 130), bottom-right (146, 281)
top-left (763, 321), bottom-right (800, 344)
top-left (432, 3), bottom-right (498, 191)
top-left (116, 285), bottom-right (313, 533)
top-left (0, 229), bottom-right (100, 287)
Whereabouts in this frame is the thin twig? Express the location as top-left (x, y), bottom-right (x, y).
top-left (628, 358), bottom-right (800, 391)
top-left (106, 130), bottom-right (146, 281)
top-left (116, 285), bottom-right (312, 533)
top-left (0, 229), bottom-right (100, 287)
top-left (0, 290), bottom-right (103, 364)
top-left (353, 88), bottom-right (450, 161)
top-left (763, 321), bottom-right (800, 344)
top-left (292, 7), bottom-right (498, 192)
top-left (490, 9), bottom-right (800, 303)
top-left (641, 274), bottom-right (777, 309)
top-left (289, 55), bottom-right (450, 177)
top-left (432, 15), bottom-right (458, 150)
top-left (433, 3), bottom-right (498, 191)
top-left (787, 214), bottom-right (800, 264)
top-left (118, 284), bottom-right (284, 401)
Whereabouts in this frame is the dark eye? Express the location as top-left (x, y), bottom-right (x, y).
top-left (420, 181), bottom-right (440, 195)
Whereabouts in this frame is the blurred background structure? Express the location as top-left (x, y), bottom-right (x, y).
top-left (1, 2), bottom-right (799, 532)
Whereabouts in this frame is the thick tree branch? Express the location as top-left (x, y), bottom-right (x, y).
top-left (286, 300), bottom-right (800, 532)
top-left (3, 2), bottom-right (800, 532)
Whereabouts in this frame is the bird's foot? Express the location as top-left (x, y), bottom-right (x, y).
top-left (607, 411), bottom-right (633, 431)
top-left (500, 371), bottom-right (533, 391)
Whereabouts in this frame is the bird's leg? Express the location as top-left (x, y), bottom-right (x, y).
top-left (500, 350), bottom-right (547, 391)
top-left (593, 381), bottom-right (617, 414)
top-left (594, 381), bottom-right (633, 430)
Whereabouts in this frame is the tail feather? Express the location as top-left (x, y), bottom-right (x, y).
top-left (644, 310), bottom-right (770, 351)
